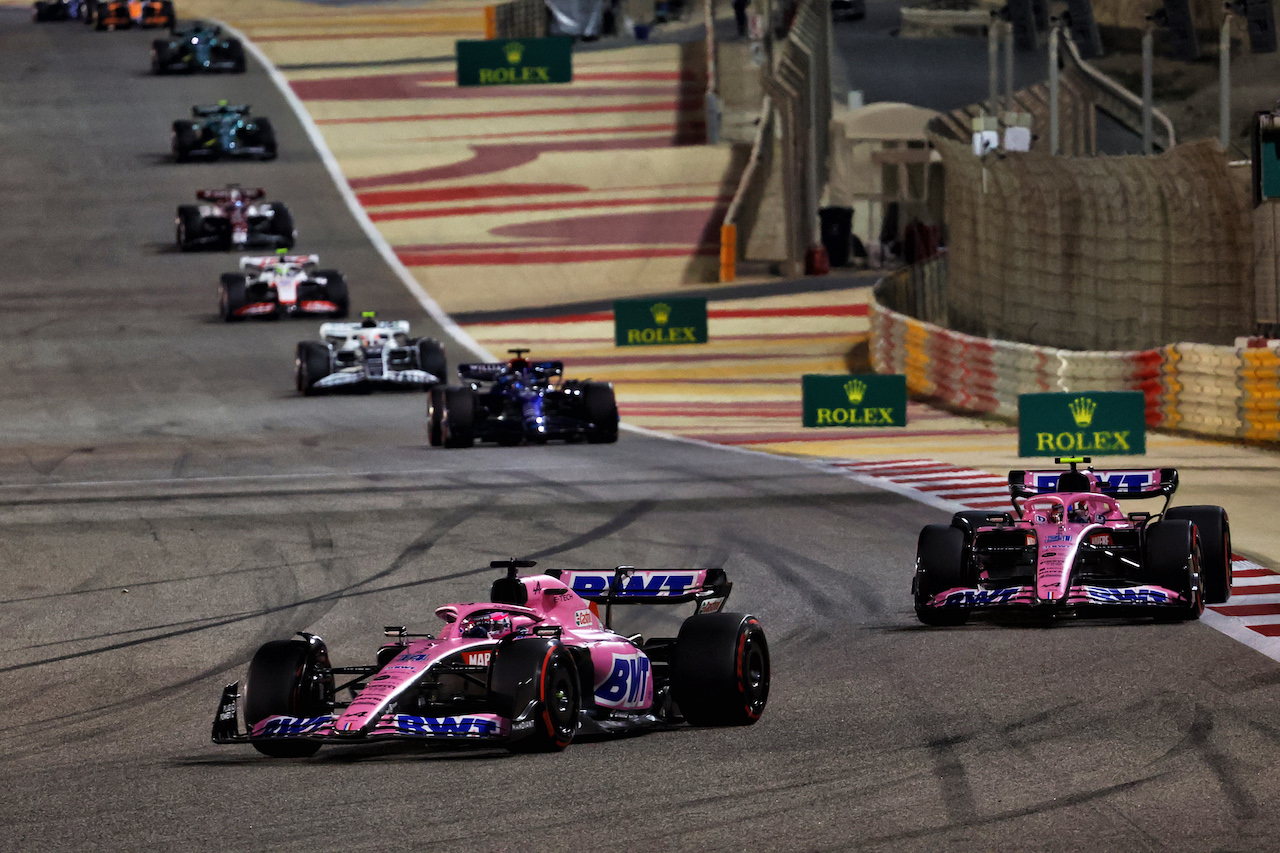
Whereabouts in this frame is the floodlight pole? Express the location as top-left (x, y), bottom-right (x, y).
top-left (1220, 11), bottom-right (1232, 149)
top-left (1142, 21), bottom-right (1154, 155)
top-left (1049, 20), bottom-right (1060, 154)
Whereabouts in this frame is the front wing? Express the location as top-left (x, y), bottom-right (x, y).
top-left (922, 583), bottom-right (1191, 611)
top-left (211, 683), bottom-right (514, 745)
top-left (312, 368), bottom-right (438, 390)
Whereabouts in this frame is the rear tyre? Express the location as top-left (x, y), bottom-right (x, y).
top-left (1146, 519), bottom-right (1204, 621)
top-left (244, 639), bottom-right (332, 758)
top-left (33, 3), bottom-right (50, 22)
top-left (175, 205), bottom-right (204, 251)
top-left (672, 612), bottom-right (769, 726)
top-left (219, 273), bottom-right (248, 322)
top-left (415, 338), bottom-right (447, 386)
top-left (313, 270), bottom-right (347, 318)
top-left (266, 202), bottom-right (295, 249)
top-left (1166, 506), bottom-right (1231, 604)
top-left (172, 122), bottom-right (196, 162)
top-left (582, 381), bottom-right (618, 443)
top-left (427, 387), bottom-right (445, 446)
top-left (442, 386), bottom-right (476, 448)
top-left (296, 341), bottom-right (331, 395)
top-left (255, 117), bottom-right (278, 160)
top-left (228, 37), bottom-right (246, 72)
top-left (490, 638), bottom-right (580, 752)
top-left (150, 39), bottom-right (170, 73)
top-left (913, 524), bottom-right (969, 626)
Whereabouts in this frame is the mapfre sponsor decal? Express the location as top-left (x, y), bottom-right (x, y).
top-left (1089, 532), bottom-right (1113, 547)
top-left (463, 650), bottom-right (491, 667)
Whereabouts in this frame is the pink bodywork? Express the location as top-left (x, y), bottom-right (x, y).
top-left (250, 571), bottom-right (690, 741)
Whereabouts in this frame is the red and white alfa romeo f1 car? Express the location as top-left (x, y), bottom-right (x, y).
top-left (912, 457), bottom-right (1232, 625)
top-left (218, 253), bottom-right (348, 321)
top-left (212, 560), bottom-right (770, 756)
top-left (176, 186), bottom-right (294, 252)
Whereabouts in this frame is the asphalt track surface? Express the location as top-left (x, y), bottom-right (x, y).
top-left (5, 10), bottom-right (1280, 852)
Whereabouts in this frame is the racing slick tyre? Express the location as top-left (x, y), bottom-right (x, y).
top-left (672, 612), bottom-right (769, 727)
top-left (150, 40), bottom-right (171, 74)
top-left (442, 386), bottom-right (476, 448)
top-left (1166, 506), bottom-right (1232, 604)
top-left (313, 270), bottom-right (347, 318)
top-left (427, 387), bottom-right (445, 446)
top-left (1146, 519), bottom-right (1204, 622)
top-left (172, 122), bottom-right (196, 162)
top-left (33, 2), bottom-right (50, 21)
top-left (490, 638), bottom-right (580, 752)
top-left (175, 205), bottom-right (204, 251)
top-left (415, 338), bottom-right (447, 387)
top-left (228, 38), bottom-right (247, 72)
top-left (296, 341), bottom-right (331, 396)
top-left (266, 202), bottom-right (295, 249)
top-left (913, 524), bottom-right (969, 626)
top-left (219, 273), bottom-right (249, 322)
top-left (582, 381), bottom-right (618, 443)
top-left (255, 117), bottom-right (278, 160)
top-left (244, 639), bottom-right (333, 758)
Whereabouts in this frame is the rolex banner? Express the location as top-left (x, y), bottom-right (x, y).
top-left (456, 37), bottom-right (573, 87)
top-left (614, 297), bottom-right (708, 346)
top-left (1017, 391), bottom-right (1146, 457)
top-left (801, 374), bottom-right (907, 427)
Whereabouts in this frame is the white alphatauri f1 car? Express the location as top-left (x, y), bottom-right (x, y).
top-left (219, 253), bottom-right (348, 321)
top-left (295, 313), bottom-right (448, 395)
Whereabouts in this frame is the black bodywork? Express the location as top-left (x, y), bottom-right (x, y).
top-left (172, 103), bottom-right (276, 162)
top-left (152, 21), bottom-right (245, 73)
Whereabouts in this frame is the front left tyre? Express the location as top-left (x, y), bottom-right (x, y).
top-left (912, 523), bottom-right (968, 626)
top-left (296, 341), bottom-right (331, 395)
top-left (244, 638), bottom-right (333, 758)
top-left (490, 638), bottom-right (581, 752)
top-left (218, 273), bottom-right (249, 321)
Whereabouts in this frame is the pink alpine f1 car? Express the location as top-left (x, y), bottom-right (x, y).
top-left (912, 457), bottom-right (1232, 626)
top-left (212, 560), bottom-right (769, 756)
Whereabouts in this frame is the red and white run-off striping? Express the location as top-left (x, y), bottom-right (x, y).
top-left (829, 457), bottom-right (1280, 661)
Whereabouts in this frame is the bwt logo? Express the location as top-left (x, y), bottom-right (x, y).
top-left (394, 715), bottom-right (498, 736)
top-left (941, 588), bottom-right (1019, 607)
top-left (595, 653), bottom-right (651, 708)
top-left (570, 573), bottom-right (697, 597)
top-left (1033, 472), bottom-right (1152, 493)
top-left (1085, 587), bottom-right (1170, 604)
top-left (258, 715), bottom-right (329, 737)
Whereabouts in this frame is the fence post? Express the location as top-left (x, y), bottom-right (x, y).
top-left (720, 223), bottom-right (737, 281)
top-left (484, 5), bottom-right (497, 39)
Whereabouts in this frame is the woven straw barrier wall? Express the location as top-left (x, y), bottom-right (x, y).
top-left (937, 138), bottom-right (1254, 351)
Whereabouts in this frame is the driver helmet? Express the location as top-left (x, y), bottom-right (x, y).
top-left (1069, 500), bottom-right (1091, 523)
top-left (461, 613), bottom-right (512, 639)
top-left (1047, 504), bottom-right (1064, 524)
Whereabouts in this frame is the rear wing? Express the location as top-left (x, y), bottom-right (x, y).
top-left (1009, 467), bottom-right (1178, 500)
top-left (197, 186), bottom-right (264, 202)
top-left (193, 103), bottom-right (250, 117)
top-left (319, 319), bottom-right (410, 339)
top-left (458, 361), bottom-right (563, 382)
top-left (552, 567), bottom-right (732, 624)
top-left (240, 254), bottom-right (319, 271)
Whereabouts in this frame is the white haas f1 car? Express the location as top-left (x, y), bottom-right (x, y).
top-left (211, 560), bottom-right (769, 756)
top-left (177, 186), bottom-right (294, 252)
top-left (295, 314), bottom-right (447, 395)
top-left (912, 457), bottom-right (1232, 626)
top-left (219, 254), bottom-right (347, 321)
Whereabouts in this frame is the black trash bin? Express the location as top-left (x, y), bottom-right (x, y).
top-left (819, 206), bottom-right (854, 267)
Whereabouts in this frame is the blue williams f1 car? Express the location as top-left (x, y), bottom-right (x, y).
top-left (172, 102), bottom-right (276, 162)
top-left (912, 457), bottom-right (1232, 626)
top-left (428, 349), bottom-right (618, 448)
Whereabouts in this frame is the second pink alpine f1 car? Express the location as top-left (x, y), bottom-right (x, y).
top-left (912, 457), bottom-right (1232, 625)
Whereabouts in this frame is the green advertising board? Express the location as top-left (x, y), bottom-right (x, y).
top-left (614, 297), bottom-right (708, 346)
top-left (456, 37), bottom-right (573, 87)
top-left (1018, 391), bottom-right (1146, 456)
top-left (801, 374), bottom-right (907, 427)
